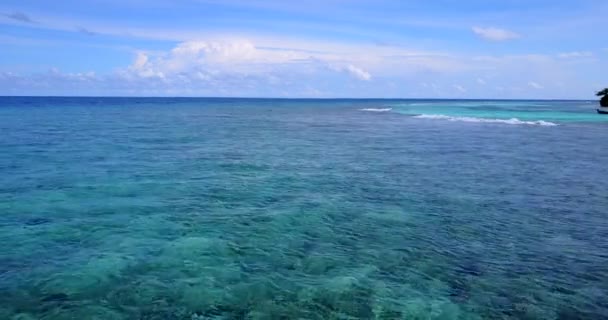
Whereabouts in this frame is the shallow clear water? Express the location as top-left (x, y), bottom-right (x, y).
top-left (392, 100), bottom-right (608, 124)
top-left (1, 97), bottom-right (607, 319)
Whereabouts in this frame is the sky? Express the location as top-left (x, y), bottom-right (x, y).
top-left (1, 0), bottom-right (607, 98)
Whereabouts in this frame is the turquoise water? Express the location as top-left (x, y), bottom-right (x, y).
top-left (1, 97), bottom-right (607, 319)
top-left (391, 100), bottom-right (608, 124)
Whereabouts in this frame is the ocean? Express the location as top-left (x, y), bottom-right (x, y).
top-left (1, 97), bottom-right (607, 319)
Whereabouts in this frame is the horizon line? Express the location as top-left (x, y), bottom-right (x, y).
top-left (0, 96), bottom-right (594, 101)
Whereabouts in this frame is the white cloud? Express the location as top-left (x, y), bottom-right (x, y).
top-left (345, 64), bottom-right (371, 81)
top-left (106, 39), bottom-right (383, 95)
top-left (528, 81), bottom-right (543, 89)
top-left (170, 40), bottom-right (258, 63)
top-left (472, 27), bottom-right (520, 41)
top-left (557, 51), bottom-right (593, 58)
top-left (125, 39), bottom-right (309, 78)
top-left (1, 35), bottom-right (602, 98)
top-left (122, 39), bottom-right (452, 85)
top-left (133, 52), bottom-right (148, 69)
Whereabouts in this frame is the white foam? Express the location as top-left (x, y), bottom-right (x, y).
top-left (360, 108), bottom-right (392, 112)
top-left (413, 114), bottom-right (558, 126)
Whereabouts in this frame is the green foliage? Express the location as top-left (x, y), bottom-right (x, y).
top-left (597, 88), bottom-right (608, 106)
top-left (601, 95), bottom-right (608, 107)
top-left (596, 88), bottom-right (608, 96)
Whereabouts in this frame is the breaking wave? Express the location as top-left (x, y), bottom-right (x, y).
top-left (413, 114), bottom-right (558, 126)
top-left (360, 108), bottom-right (392, 112)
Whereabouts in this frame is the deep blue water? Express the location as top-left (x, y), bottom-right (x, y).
top-left (1, 97), bottom-right (607, 319)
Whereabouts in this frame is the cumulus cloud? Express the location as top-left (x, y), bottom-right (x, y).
top-left (557, 51), bottom-right (593, 58)
top-left (1, 36), bottom-right (600, 98)
top-left (133, 52), bottom-right (149, 69)
top-left (472, 27), bottom-right (520, 41)
top-left (129, 40), bottom-right (301, 76)
top-left (170, 40), bottom-right (259, 64)
top-left (344, 65), bottom-right (371, 81)
top-left (97, 39), bottom-right (375, 96)
top-left (122, 39), bottom-right (378, 85)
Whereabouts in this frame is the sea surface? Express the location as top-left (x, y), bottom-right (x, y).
top-left (1, 97), bottom-right (607, 319)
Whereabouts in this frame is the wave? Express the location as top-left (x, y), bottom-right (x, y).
top-left (413, 114), bottom-right (558, 126)
top-left (360, 108), bottom-right (392, 112)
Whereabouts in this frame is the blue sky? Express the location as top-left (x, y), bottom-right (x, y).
top-left (1, 0), bottom-right (606, 98)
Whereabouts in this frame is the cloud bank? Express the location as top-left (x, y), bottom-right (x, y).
top-left (0, 35), bottom-right (604, 98)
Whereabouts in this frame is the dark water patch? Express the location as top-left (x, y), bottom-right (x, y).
top-left (24, 217), bottom-right (52, 226)
top-left (41, 293), bottom-right (69, 303)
